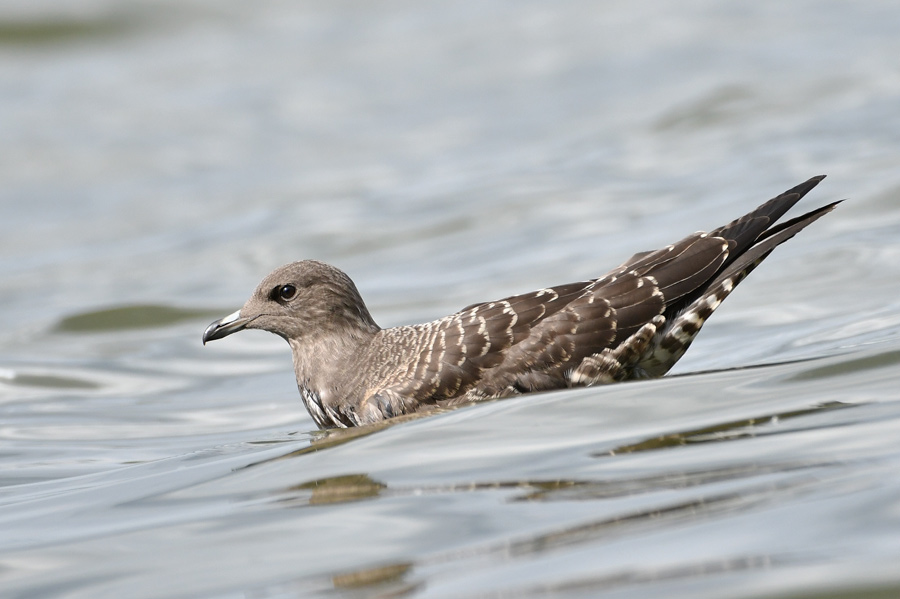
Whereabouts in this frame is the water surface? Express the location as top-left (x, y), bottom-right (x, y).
top-left (2, 1), bottom-right (900, 597)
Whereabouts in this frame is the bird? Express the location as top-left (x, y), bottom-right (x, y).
top-left (203, 176), bottom-right (838, 429)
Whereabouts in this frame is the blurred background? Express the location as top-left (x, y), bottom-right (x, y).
top-left (2, 1), bottom-right (900, 598)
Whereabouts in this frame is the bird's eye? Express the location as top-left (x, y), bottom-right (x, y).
top-left (276, 284), bottom-right (298, 302)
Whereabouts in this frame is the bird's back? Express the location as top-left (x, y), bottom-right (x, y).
top-left (353, 176), bottom-right (838, 423)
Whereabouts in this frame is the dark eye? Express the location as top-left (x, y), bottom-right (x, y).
top-left (275, 284), bottom-right (298, 302)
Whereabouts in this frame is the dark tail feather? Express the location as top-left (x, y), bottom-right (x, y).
top-left (711, 199), bottom-right (841, 289)
top-left (710, 175), bottom-right (827, 269)
top-left (638, 192), bottom-right (839, 379)
top-left (757, 198), bottom-right (840, 244)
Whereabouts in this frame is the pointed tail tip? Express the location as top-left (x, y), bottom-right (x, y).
top-left (793, 174), bottom-right (827, 197)
top-left (821, 199), bottom-right (844, 216)
top-left (816, 198), bottom-right (843, 215)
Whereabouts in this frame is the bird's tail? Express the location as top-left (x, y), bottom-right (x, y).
top-left (636, 180), bottom-right (840, 378)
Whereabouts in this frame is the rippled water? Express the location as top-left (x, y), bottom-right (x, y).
top-left (2, 1), bottom-right (900, 597)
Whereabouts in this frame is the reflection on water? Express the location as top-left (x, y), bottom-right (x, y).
top-left (0, 14), bottom-right (132, 46)
top-left (331, 561), bottom-right (414, 591)
top-left (606, 401), bottom-right (856, 454)
top-left (261, 457), bottom-right (832, 596)
top-left (267, 460), bottom-right (829, 508)
top-left (54, 304), bottom-right (223, 332)
top-left (286, 473), bottom-right (386, 505)
top-left (0, 369), bottom-right (100, 389)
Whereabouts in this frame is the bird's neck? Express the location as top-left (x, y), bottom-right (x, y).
top-left (288, 327), bottom-right (377, 425)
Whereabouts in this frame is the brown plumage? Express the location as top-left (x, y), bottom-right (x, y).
top-left (203, 176), bottom-right (839, 428)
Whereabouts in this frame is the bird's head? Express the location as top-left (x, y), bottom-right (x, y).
top-left (202, 260), bottom-right (380, 345)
